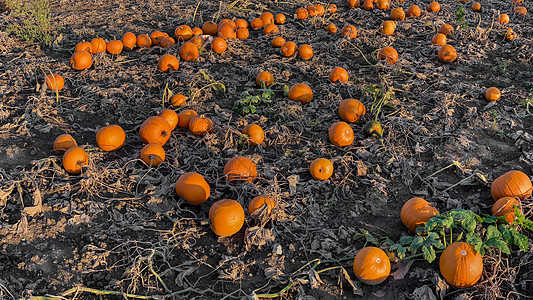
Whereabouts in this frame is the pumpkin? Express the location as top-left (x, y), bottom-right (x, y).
top-left (362, 0), bottom-right (374, 11)
top-left (263, 23), bottom-right (279, 36)
top-left (174, 25), bottom-right (193, 41)
top-left (288, 83), bottom-right (313, 104)
top-left (75, 41), bottom-right (93, 53)
top-left (347, 0), bottom-right (360, 8)
top-left (223, 156), bottom-right (257, 184)
top-left (218, 19), bottom-right (236, 28)
top-left (315, 4), bottom-right (325, 16)
top-left (328, 4), bottom-right (338, 12)
top-left (96, 124), bottom-right (125, 151)
top-left (159, 37), bottom-right (175, 48)
top-left (512, 0), bottom-right (524, 4)
top-left (189, 36), bottom-right (204, 48)
top-left (139, 116), bottom-right (171, 145)
top-left (250, 18), bottom-right (263, 30)
top-left (235, 19), bottom-right (248, 28)
top-left (310, 158), bottom-right (334, 180)
top-left (179, 42), bottom-right (199, 61)
top-left (140, 143), bottom-right (165, 167)
top-left (242, 124), bottom-right (265, 145)
top-left (295, 7), bottom-right (309, 20)
top-left (192, 27), bottom-right (203, 36)
top-left (363, 120), bottom-right (383, 137)
top-left (218, 23), bottom-right (237, 39)
top-left (249, 196), bottom-right (276, 216)
top-left (150, 31), bottom-right (169, 46)
top-left (188, 116), bottom-right (214, 136)
top-left (340, 25), bottom-right (357, 39)
top-left (329, 121), bottom-right (354, 147)
top-left (379, 20), bottom-right (396, 35)
top-left (407, 5), bottom-right (421, 17)
top-left (53, 134), bottom-right (77, 155)
top-left (45, 74), bottom-right (64, 91)
top-left (493, 197), bottom-right (521, 224)
top-left (353, 247), bottom-right (391, 285)
top-left (491, 170), bottom-right (532, 201)
top-left (438, 24), bottom-right (454, 37)
top-left (136, 34), bottom-right (152, 48)
top-left (326, 23), bottom-right (338, 33)
top-left (209, 199), bottom-right (245, 236)
top-left (70, 51), bottom-right (92, 70)
top-left (275, 13), bottom-right (286, 24)
top-left (122, 32), bottom-right (136, 50)
top-left (281, 41), bottom-right (298, 57)
top-left (160, 109), bottom-right (179, 131)
top-left (307, 5), bottom-right (319, 17)
top-left (438, 45), bottom-right (457, 63)
top-left (390, 8), bottom-right (405, 21)
top-left (439, 242), bottom-right (483, 288)
top-left (498, 14), bottom-right (510, 24)
top-left (329, 67), bottom-right (349, 83)
top-left (91, 38), bottom-right (106, 53)
top-left (63, 147), bottom-right (88, 174)
top-left (376, 0), bottom-right (389, 10)
top-left (485, 87), bottom-right (501, 101)
top-left (177, 109), bottom-right (199, 128)
top-left (158, 54), bottom-right (179, 72)
top-left (298, 44), bottom-right (313, 60)
top-left (237, 27), bottom-right (250, 40)
top-left (202, 21), bottom-right (218, 36)
top-left (171, 94), bottom-right (187, 107)
top-left (432, 33), bottom-right (447, 45)
top-left (338, 99), bottom-right (365, 122)
top-left (175, 172), bottom-right (210, 205)
top-left (472, 2), bottom-right (481, 12)
top-left (400, 197), bottom-right (439, 232)
top-left (378, 47), bottom-right (399, 65)
top-left (427, 1), bottom-right (440, 12)
top-left (271, 36), bottom-right (285, 47)
top-left (106, 40), bottom-right (123, 55)
top-left (504, 28), bottom-right (515, 41)
top-left (514, 6), bottom-right (527, 17)
top-left (260, 12), bottom-right (274, 26)
top-left (211, 37), bottom-right (228, 53)
top-left (256, 71), bottom-right (274, 87)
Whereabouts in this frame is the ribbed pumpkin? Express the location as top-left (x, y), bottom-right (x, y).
top-left (96, 124), bottom-right (126, 151)
top-left (288, 83), bottom-right (313, 104)
top-left (202, 21), bottom-right (218, 36)
top-left (139, 116), bottom-right (171, 145)
top-left (338, 99), bottom-right (365, 123)
top-left (249, 195), bottom-right (276, 216)
top-left (106, 40), bottom-right (123, 55)
top-left (485, 87), bottom-right (501, 101)
top-left (136, 34), bottom-right (152, 48)
top-left (329, 67), bottom-right (349, 83)
top-left (171, 94), bottom-right (187, 107)
top-left (122, 32), bottom-right (137, 50)
top-left (91, 38), bottom-right (106, 53)
top-left (223, 156), bottom-right (257, 184)
top-left (353, 247), bottom-right (391, 285)
top-left (189, 116), bottom-right (214, 136)
top-left (70, 51), bottom-right (92, 70)
top-left (45, 74), bottom-right (64, 91)
top-left (378, 47), bottom-right (399, 65)
top-left (209, 199), bottom-right (245, 236)
top-left (63, 147), bottom-right (88, 175)
top-left (491, 170), bottom-right (532, 201)
top-left (160, 109), bottom-right (179, 131)
top-left (179, 42), bottom-right (199, 61)
top-left (400, 197), bottom-right (439, 232)
top-left (439, 242), bottom-right (483, 288)
top-left (242, 124), bottom-right (265, 145)
top-left (363, 120), bottom-right (384, 137)
top-left (175, 172), bottom-right (210, 205)
top-left (492, 197), bottom-right (521, 224)
top-left (310, 158), bottom-right (334, 180)
top-left (177, 109), bottom-right (199, 128)
top-left (329, 121), bottom-right (354, 147)
top-left (53, 134), bottom-right (77, 155)
top-left (75, 41), bottom-right (93, 53)
top-left (256, 71), bottom-right (274, 87)
top-left (211, 37), bottom-right (228, 53)
top-left (140, 143), bottom-right (165, 167)
top-left (158, 54), bottom-right (179, 72)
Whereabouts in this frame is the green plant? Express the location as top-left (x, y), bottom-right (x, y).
top-left (455, 5), bottom-right (468, 28)
top-left (233, 84), bottom-right (287, 115)
top-left (365, 84), bottom-right (395, 120)
top-left (490, 110), bottom-right (504, 137)
top-left (6, 0), bottom-right (54, 46)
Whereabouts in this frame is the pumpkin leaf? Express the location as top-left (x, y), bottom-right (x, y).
top-left (511, 231), bottom-right (529, 251)
top-left (399, 236), bottom-right (415, 246)
top-left (353, 229), bottom-right (379, 246)
top-left (466, 232), bottom-right (482, 251)
top-left (514, 205), bottom-right (533, 231)
top-left (455, 231), bottom-right (463, 242)
top-left (410, 233), bottom-right (443, 262)
top-left (422, 245), bottom-right (436, 263)
top-left (486, 225), bottom-right (502, 240)
top-left (484, 238), bottom-right (511, 255)
top-left (459, 215), bottom-right (477, 232)
top-left (482, 215), bottom-right (499, 224)
top-left (337, 267), bottom-right (363, 296)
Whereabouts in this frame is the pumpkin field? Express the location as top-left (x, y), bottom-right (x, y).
top-left (2, 0), bottom-right (533, 299)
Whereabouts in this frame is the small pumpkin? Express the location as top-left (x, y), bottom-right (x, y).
top-left (249, 196), bottom-right (276, 216)
top-left (218, 19), bottom-right (236, 28)
top-left (514, 6), bottom-right (527, 17)
top-left (326, 23), bottom-right (338, 33)
top-left (503, 28), bottom-right (515, 41)
top-left (379, 20), bottom-right (396, 35)
top-left (400, 197), bottom-right (439, 232)
top-left (211, 37), bottom-right (228, 53)
top-left (177, 109), bottom-right (199, 128)
top-left (281, 41), bottom-right (298, 57)
top-left (150, 31), bottom-right (169, 46)
top-left (242, 124), bottom-right (265, 145)
top-left (136, 34), bottom-right (152, 48)
top-left (188, 116), bottom-right (214, 136)
top-left (407, 5), bottom-right (421, 17)
top-left (202, 21), bottom-right (218, 36)
top-left (159, 37), bottom-right (175, 48)
top-left (275, 13), bottom-right (286, 24)
top-left (175, 172), bottom-right (210, 205)
top-left (160, 109), bottom-right (179, 131)
top-left (139, 116), bottom-right (171, 145)
top-left (256, 71), bottom-right (274, 87)
top-left (338, 99), bottom-right (365, 123)
top-left (122, 32), bottom-right (137, 50)
top-left (329, 121), bottom-right (354, 147)
top-left (106, 40), bottom-right (123, 55)
top-left (427, 1), bottom-right (440, 12)
top-left (263, 23), bottom-right (279, 36)
top-left (192, 27), bottom-right (203, 36)
top-left (491, 170), bottom-right (532, 201)
top-left (157, 54), bottom-right (179, 72)
top-left (353, 247), bottom-right (391, 285)
top-left (378, 47), bottom-right (399, 65)
top-left (63, 147), bottom-right (88, 175)
top-left (288, 83), bottom-right (313, 104)
top-left (209, 199), bottom-right (245, 236)
top-left (271, 36), bottom-right (286, 47)
top-left (45, 74), bottom-right (64, 91)
top-left (432, 33), bottom-right (447, 45)
top-left (498, 14), bottom-right (510, 24)
top-left (53, 134), bottom-right (77, 155)
top-left (310, 158), bottom-right (334, 180)
top-left (189, 36), bottom-right (204, 48)
top-left (329, 67), bottom-right (349, 83)
top-left (96, 124), bottom-right (126, 151)
top-left (307, 5), bottom-right (319, 17)
top-left (438, 45), bottom-right (457, 63)
top-left (438, 24), bottom-right (454, 37)
top-left (493, 197), bottom-right (521, 224)
top-left (174, 25), bottom-right (193, 41)
top-left (75, 41), bottom-right (93, 53)
top-left (340, 25), bottom-right (357, 39)
top-left (485, 87), bottom-right (501, 101)
top-left (472, 2), bottom-right (481, 12)
top-left (315, 4), bottom-right (325, 15)
top-left (140, 143), bottom-right (165, 167)
top-left (223, 156), bottom-right (258, 184)
top-left (376, 0), bottom-right (390, 10)
top-left (362, 0), bottom-right (374, 11)
top-left (235, 19), bottom-right (248, 28)
top-left (295, 7), bottom-right (309, 20)
top-left (237, 27), bottom-right (250, 40)
top-left (179, 42), bottom-right (199, 61)
top-left (347, 0), bottom-right (360, 8)
top-left (250, 18), bottom-right (263, 30)
top-left (260, 12), bottom-right (274, 26)
top-left (298, 44), bottom-right (313, 60)
top-left (218, 23), bottom-right (237, 39)
top-left (390, 8), bottom-right (405, 21)
top-left (70, 51), bottom-right (92, 70)
top-left (171, 94), bottom-right (187, 107)
top-left (91, 38), bottom-right (106, 53)
top-left (363, 120), bottom-right (383, 137)
top-left (439, 242), bottom-right (483, 288)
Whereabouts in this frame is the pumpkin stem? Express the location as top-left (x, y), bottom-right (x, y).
top-left (161, 130), bottom-right (169, 137)
top-left (200, 219), bottom-right (210, 226)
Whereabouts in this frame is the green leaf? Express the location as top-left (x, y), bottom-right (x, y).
top-left (249, 106), bottom-right (257, 114)
top-left (410, 236), bottom-right (424, 251)
top-left (466, 232), bottom-right (482, 247)
top-left (484, 238), bottom-right (511, 255)
top-left (486, 225), bottom-right (502, 240)
top-left (422, 245), bottom-right (436, 263)
top-left (437, 216), bottom-right (454, 228)
top-left (511, 231), bottom-right (529, 251)
top-left (500, 225), bottom-right (513, 245)
top-left (482, 215), bottom-right (499, 224)
top-left (399, 236), bottom-right (414, 245)
top-left (456, 231), bottom-right (463, 242)
top-left (460, 216), bottom-right (477, 232)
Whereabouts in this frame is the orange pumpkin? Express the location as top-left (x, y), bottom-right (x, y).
top-left (438, 24), bottom-right (454, 37)
top-left (438, 45), bottom-right (457, 63)
top-left (340, 25), bottom-right (357, 39)
top-left (326, 23), bottom-right (338, 33)
top-left (249, 195), bottom-right (276, 216)
top-left (263, 23), bottom-right (279, 36)
top-left (514, 6), bottom-right (527, 17)
top-left (347, 0), bottom-right (360, 8)
top-left (310, 158), bottom-right (334, 180)
top-left (63, 147), bottom-right (88, 175)
top-left (407, 5), bottom-right (421, 17)
top-left (177, 109), bottom-right (199, 128)
top-left (329, 67), bottom-right (349, 83)
top-left (189, 36), bottom-right (204, 48)
top-left (223, 156), bottom-right (257, 184)
top-left (242, 124), bottom-right (265, 145)
top-left (353, 247), bottom-right (391, 285)
top-left (158, 54), bottom-right (179, 72)
top-left (171, 94), bottom-right (187, 107)
top-left (288, 83), bottom-right (313, 104)
top-left (271, 36), bottom-right (286, 47)
top-left (432, 33), bottom-right (447, 45)
top-left (493, 197), bottom-right (521, 224)
top-left (140, 143), bottom-right (165, 167)
top-left (160, 109), bottom-right (179, 131)
top-left (338, 99), bottom-right (365, 122)
top-left (378, 47), bottom-right (399, 65)
top-left (390, 8), bottom-right (405, 21)
top-left (376, 0), bottom-right (390, 10)
top-left (75, 41), bottom-right (93, 53)
top-left (295, 7), bottom-right (309, 20)
top-left (281, 41), bottom-right (298, 57)
top-left (329, 121), bottom-right (354, 147)
top-left (209, 199), bottom-right (245, 236)
top-left (275, 13), bottom-right (286, 24)
top-left (139, 116), bottom-right (171, 145)
top-left (472, 2), bottom-right (481, 12)
top-left (427, 1), bottom-right (440, 12)
top-left (53, 134), bottom-right (77, 155)
top-left (159, 37), bottom-right (175, 48)
top-left (136, 34), bottom-right (152, 48)
top-left (211, 37), bottom-right (228, 53)
top-left (91, 38), bottom-right (106, 53)
top-left (106, 40), bottom-right (123, 55)
top-left (179, 42), bottom-right (199, 61)
top-left (308, 5), bottom-right (319, 17)
top-left (188, 116), bottom-right (214, 136)
top-left (45, 74), bottom-right (64, 91)
top-left (298, 44), bottom-right (313, 60)
top-left (218, 19), bottom-right (236, 28)
top-left (400, 197), bottom-right (439, 232)
top-left (192, 27), bottom-right (203, 36)
top-left (202, 21), bottom-right (218, 36)
top-left (328, 3), bottom-right (338, 12)
top-left (260, 12), bottom-right (274, 26)
top-left (218, 23), bottom-right (237, 39)
top-left (175, 172), bottom-right (210, 205)
top-left (362, 0), bottom-right (374, 11)
top-left (250, 18), bottom-right (263, 30)
top-left (379, 20), bottom-right (396, 35)
top-left (256, 71), bottom-right (274, 87)
top-left (315, 4), bottom-right (325, 16)
top-left (174, 25), bottom-right (193, 41)
top-left (439, 242), bottom-right (483, 288)
top-left (498, 14), bottom-right (510, 24)
top-left (485, 87), bottom-right (501, 101)
top-left (504, 28), bottom-right (515, 41)
top-left (491, 170), bottom-right (532, 201)
top-left (150, 31), bottom-right (169, 46)
top-left (237, 27), bottom-right (250, 40)
top-left (235, 19), bottom-right (248, 29)
top-left (122, 32), bottom-right (137, 50)
top-left (96, 124), bottom-right (126, 151)
top-left (70, 51), bottom-right (92, 70)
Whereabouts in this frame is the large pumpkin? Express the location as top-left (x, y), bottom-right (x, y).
top-left (159, 109), bottom-right (179, 131)
top-left (175, 172), bottom-right (210, 205)
top-left (338, 99), bottom-right (365, 123)
top-left (400, 197), bottom-right (439, 232)
top-left (329, 121), bottom-right (354, 147)
top-left (242, 124), bottom-right (265, 145)
top-left (62, 147), bottom-right (88, 175)
top-left (139, 116), bottom-right (171, 145)
top-left (353, 247), bottom-right (391, 285)
top-left (223, 156), bottom-right (257, 184)
top-left (96, 124), bottom-right (126, 151)
top-left (209, 199), bottom-right (245, 236)
top-left (491, 170), bottom-right (532, 201)
top-left (439, 242), bottom-right (483, 288)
